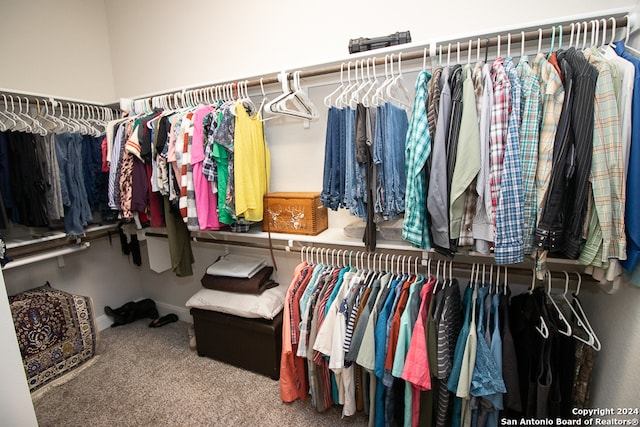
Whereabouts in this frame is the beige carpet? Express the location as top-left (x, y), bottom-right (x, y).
top-left (32, 320), bottom-right (369, 427)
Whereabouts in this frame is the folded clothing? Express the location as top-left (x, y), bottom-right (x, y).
top-left (205, 253), bottom-right (267, 278)
top-left (201, 266), bottom-right (276, 294)
top-left (185, 282), bottom-right (286, 320)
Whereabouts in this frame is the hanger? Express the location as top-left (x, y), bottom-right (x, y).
top-left (477, 38), bottom-right (481, 64)
top-left (507, 33), bottom-right (512, 58)
top-left (324, 64), bottom-right (345, 107)
top-left (266, 71), bottom-right (318, 120)
top-left (571, 272), bottom-right (601, 351)
top-left (556, 271), bottom-right (595, 347)
top-left (35, 98), bottom-right (57, 133)
top-left (7, 95), bottom-right (31, 132)
top-left (362, 57), bottom-right (380, 107)
top-left (558, 24), bottom-right (563, 50)
top-left (433, 260), bottom-right (441, 293)
top-left (0, 95), bottom-right (18, 131)
top-left (372, 55), bottom-right (393, 106)
top-left (386, 52), bottom-right (412, 110)
top-left (623, 14), bottom-right (640, 56)
top-left (537, 28), bottom-right (543, 55)
top-left (336, 62), bottom-right (357, 108)
top-left (497, 35), bottom-right (501, 59)
top-left (546, 272), bottom-right (572, 336)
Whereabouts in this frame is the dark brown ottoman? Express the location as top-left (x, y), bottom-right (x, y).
top-left (190, 308), bottom-right (283, 380)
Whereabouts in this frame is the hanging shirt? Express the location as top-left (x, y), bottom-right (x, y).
top-left (604, 45), bottom-right (635, 174)
top-left (473, 63), bottom-right (495, 253)
top-left (280, 263), bottom-right (311, 403)
top-left (449, 65), bottom-right (481, 242)
top-left (614, 42), bottom-right (640, 275)
top-left (579, 48), bottom-right (626, 268)
top-left (517, 55), bottom-right (542, 255)
top-left (234, 103), bottom-right (270, 222)
top-left (446, 65), bottom-right (465, 254)
top-left (403, 70), bottom-right (433, 249)
top-left (488, 58), bottom-right (510, 230)
top-left (428, 66), bottom-right (453, 250)
top-left (191, 105), bottom-right (220, 230)
top-left (494, 57), bottom-right (524, 264)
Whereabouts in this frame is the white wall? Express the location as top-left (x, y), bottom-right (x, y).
top-left (0, 271), bottom-right (38, 426)
top-left (103, 0), bottom-right (635, 99)
top-left (0, 0), bottom-right (116, 104)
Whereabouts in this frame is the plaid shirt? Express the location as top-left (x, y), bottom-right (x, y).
top-left (517, 56), bottom-right (542, 254)
top-left (402, 70), bottom-right (432, 249)
top-left (533, 53), bottom-right (564, 223)
top-left (495, 58), bottom-right (524, 264)
top-left (489, 59), bottom-right (510, 229)
top-left (580, 48), bottom-right (626, 265)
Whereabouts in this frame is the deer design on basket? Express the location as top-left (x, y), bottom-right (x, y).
top-left (286, 206), bottom-right (306, 230)
top-left (266, 208), bottom-right (282, 228)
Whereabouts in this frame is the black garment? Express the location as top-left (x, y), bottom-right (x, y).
top-left (533, 48), bottom-right (598, 258)
top-left (559, 49), bottom-right (598, 258)
top-left (5, 131), bottom-right (49, 227)
top-left (500, 289), bottom-right (522, 415)
top-left (356, 104), bottom-right (376, 251)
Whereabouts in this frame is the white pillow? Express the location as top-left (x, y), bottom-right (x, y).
top-left (185, 282), bottom-right (287, 320)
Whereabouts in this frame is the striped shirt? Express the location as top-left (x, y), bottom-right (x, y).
top-left (517, 56), bottom-right (542, 254)
top-left (402, 70), bottom-right (433, 249)
top-left (495, 57), bottom-right (524, 264)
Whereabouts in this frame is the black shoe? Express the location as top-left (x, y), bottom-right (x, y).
top-left (149, 313), bottom-right (179, 328)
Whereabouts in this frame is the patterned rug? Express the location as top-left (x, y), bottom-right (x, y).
top-left (9, 282), bottom-right (98, 396)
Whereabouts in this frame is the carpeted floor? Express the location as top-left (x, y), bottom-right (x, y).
top-left (32, 320), bottom-right (369, 427)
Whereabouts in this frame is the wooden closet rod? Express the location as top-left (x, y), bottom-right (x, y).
top-left (135, 14), bottom-right (629, 103)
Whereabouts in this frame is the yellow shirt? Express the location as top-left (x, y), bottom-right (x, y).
top-left (233, 103), bottom-right (270, 222)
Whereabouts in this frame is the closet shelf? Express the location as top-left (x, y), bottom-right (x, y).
top-left (146, 226), bottom-right (589, 273)
top-left (4, 223), bottom-right (117, 260)
top-left (2, 242), bottom-right (91, 271)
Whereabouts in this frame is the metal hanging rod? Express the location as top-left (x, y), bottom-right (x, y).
top-left (131, 14), bottom-right (629, 105)
top-left (0, 88), bottom-right (119, 111)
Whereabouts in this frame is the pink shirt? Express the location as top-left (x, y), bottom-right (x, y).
top-left (401, 276), bottom-right (435, 390)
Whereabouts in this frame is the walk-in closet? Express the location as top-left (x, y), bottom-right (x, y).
top-left (1, 0), bottom-right (640, 426)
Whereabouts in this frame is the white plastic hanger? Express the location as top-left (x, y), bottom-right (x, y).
top-left (546, 272), bottom-right (572, 337)
top-left (372, 55), bottom-right (394, 106)
top-left (571, 272), bottom-right (601, 351)
top-left (362, 58), bottom-right (380, 107)
top-left (529, 268), bottom-right (549, 339)
top-left (324, 63), bottom-right (346, 107)
top-left (336, 62), bottom-right (358, 108)
top-left (385, 52), bottom-right (412, 110)
top-left (557, 271), bottom-right (595, 347)
top-left (0, 95), bottom-right (18, 131)
top-left (6, 95), bottom-right (30, 132)
top-left (274, 71), bottom-right (318, 120)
